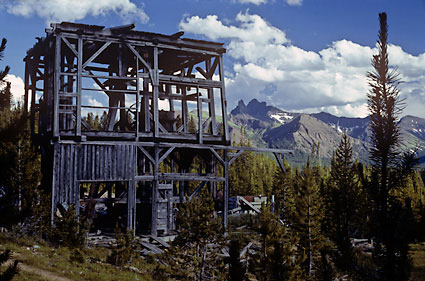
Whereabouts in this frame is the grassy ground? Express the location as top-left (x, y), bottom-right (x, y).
top-left (410, 242), bottom-right (425, 281)
top-left (0, 233), bottom-right (156, 281)
top-left (2, 231), bottom-right (425, 280)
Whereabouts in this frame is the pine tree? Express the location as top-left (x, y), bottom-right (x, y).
top-left (366, 12), bottom-right (416, 280)
top-left (252, 202), bottom-right (303, 280)
top-left (188, 115), bottom-right (197, 133)
top-left (0, 105), bottom-right (41, 226)
top-left (290, 162), bottom-right (326, 278)
top-left (170, 191), bottom-right (225, 280)
top-left (51, 204), bottom-right (87, 248)
top-left (0, 81), bottom-right (11, 111)
top-left (325, 133), bottom-right (363, 270)
top-left (0, 37), bottom-right (11, 111)
top-left (314, 249), bottom-right (335, 281)
top-left (229, 128), bottom-right (276, 196)
top-left (107, 224), bottom-right (136, 266)
top-left (272, 159), bottom-right (295, 223)
top-left (0, 38), bottom-right (41, 228)
top-left (0, 38), bottom-right (10, 82)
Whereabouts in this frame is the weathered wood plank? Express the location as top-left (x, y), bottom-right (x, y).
top-left (76, 37), bottom-right (82, 136)
top-left (224, 149), bottom-right (229, 230)
top-left (218, 55), bottom-right (229, 143)
top-left (139, 241), bottom-right (163, 254)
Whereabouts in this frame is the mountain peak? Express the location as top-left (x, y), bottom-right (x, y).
top-left (228, 98), bottom-right (425, 165)
top-left (231, 99), bottom-right (248, 115)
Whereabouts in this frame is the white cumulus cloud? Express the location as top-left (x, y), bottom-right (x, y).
top-left (4, 74), bottom-right (25, 104)
top-left (179, 12), bottom-right (425, 118)
top-left (5, 0), bottom-right (149, 24)
top-left (88, 98), bottom-right (103, 107)
top-left (179, 11), bottom-right (289, 45)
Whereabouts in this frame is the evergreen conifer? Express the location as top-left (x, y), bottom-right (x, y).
top-left (366, 12), bottom-right (417, 280)
top-left (325, 133), bottom-right (363, 270)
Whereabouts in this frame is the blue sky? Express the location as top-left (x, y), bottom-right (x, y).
top-left (1, 0), bottom-right (425, 118)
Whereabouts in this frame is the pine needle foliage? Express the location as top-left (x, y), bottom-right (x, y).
top-left (324, 133), bottom-right (364, 270)
top-left (290, 162), bottom-right (326, 278)
top-left (366, 12), bottom-right (417, 281)
top-left (51, 204), bottom-right (87, 248)
top-left (0, 105), bottom-right (41, 227)
top-left (107, 224), bottom-right (136, 266)
top-left (367, 13), bottom-right (403, 170)
top-left (165, 191), bottom-right (225, 280)
top-left (250, 203), bottom-right (303, 281)
top-left (0, 38), bottom-right (10, 82)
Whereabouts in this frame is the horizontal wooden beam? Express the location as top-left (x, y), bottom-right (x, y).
top-left (51, 32), bottom-right (224, 56)
top-left (135, 173), bottom-right (225, 182)
top-left (57, 139), bottom-right (293, 155)
top-left (159, 74), bottom-right (222, 88)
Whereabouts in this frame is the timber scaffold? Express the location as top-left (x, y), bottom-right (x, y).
top-left (24, 22), bottom-right (292, 236)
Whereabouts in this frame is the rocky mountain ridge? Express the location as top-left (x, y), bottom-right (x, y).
top-left (229, 99), bottom-right (425, 165)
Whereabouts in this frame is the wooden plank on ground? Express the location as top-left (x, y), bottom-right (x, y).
top-left (139, 241), bottom-right (164, 254)
top-left (148, 235), bottom-right (170, 248)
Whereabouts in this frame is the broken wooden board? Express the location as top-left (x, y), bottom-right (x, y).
top-left (148, 235), bottom-right (170, 248)
top-left (237, 196), bottom-right (260, 214)
top-left (139, 241), bottom-right (164, 254)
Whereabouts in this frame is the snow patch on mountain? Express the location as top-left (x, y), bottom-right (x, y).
top-left (270, 113), bottom-right (294, 124)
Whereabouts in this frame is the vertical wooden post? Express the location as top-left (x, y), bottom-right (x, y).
top-left (151, 145), bottom-right (159, 235)
top-left (273, 152), bottom-right (286, 173)
top-left (168, 84), bottom-right (176, 132)
top-left (135, 58), bottom-right (140, 138)
top-left (128, 180), bottom-right (136, 232)
top-left (24, 61), bottom-right (29, 118)
top-left (51, 144), bottom-right (58, 225)
top-left (218, 55), bottom-right (229, 143)
top-left (76, 37), bottom-right (82, 137)
top-left (223, 149), bottom-right (229, 230)
top-left (168, 159), bottom-right (175, 233)
top-left (53, 35), bottom-right (61, 138)
top-left (166, 185), bottom-right (173, 235)
top-left (60, 55), bottom-right (65, 131)
top-left (179, 167), bottom-right (186, 204)
top-left (182, 86), bottom-right (188, 133)
top-left (29, 61), bottom-right (37, 136)
top-left (73, 145), bottom-right (79, 216)
top-left (197, 86), bottom-right (203, 144)
top-left (118, 44), bottom-right (127, 131)
top-left (152, 47), bottom-right (159, 138)
top-left (127, 145), bottom-right (136, 233)
top-left (142, 79), bottom-right (150, 132)
top-left (206, 58), bottom-right (217, 135)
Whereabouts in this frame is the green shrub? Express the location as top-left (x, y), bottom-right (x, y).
top-left (107, 224), bottom-right (137, 266)
top-left (51, 204), bottom-right (87, 248)
top-left (69, 248), bottom-right (85, 264)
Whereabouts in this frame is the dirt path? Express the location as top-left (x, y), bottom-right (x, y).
top-left (3, 258), bottom-right (74, 281)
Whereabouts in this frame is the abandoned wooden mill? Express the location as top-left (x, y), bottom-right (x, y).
top-left (24, 22), bottom-right (291, 236)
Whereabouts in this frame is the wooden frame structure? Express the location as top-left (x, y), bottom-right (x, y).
top-left (24, 22), bottom-right (291, 236)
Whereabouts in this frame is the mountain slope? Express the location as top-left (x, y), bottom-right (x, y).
top-left (311, 112), bottom-right (370, 142)
top-left (263, 114), bottom-right (369, 161)
top-left (229, 99), bottom-right (425, 165)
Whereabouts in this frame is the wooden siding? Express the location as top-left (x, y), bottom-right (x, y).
top-left (52, 143), bottom-right (136, 208)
